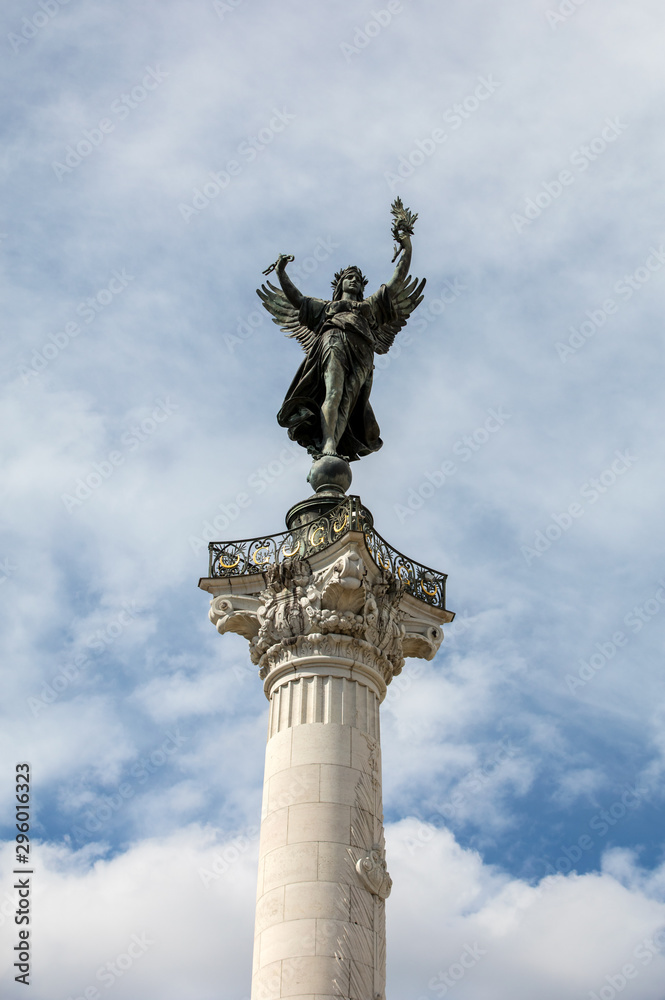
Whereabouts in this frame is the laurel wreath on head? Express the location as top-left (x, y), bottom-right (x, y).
top-left (331, 266), bottom-right (369, 292)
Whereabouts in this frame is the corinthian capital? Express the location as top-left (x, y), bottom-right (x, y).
top-left (200, 496), bottom-right (454, 698)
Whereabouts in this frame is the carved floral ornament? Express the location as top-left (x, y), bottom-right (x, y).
top-left (208, 542), bottom-right (445, 685)
top-left (355, 845), bottom-right (393, 900)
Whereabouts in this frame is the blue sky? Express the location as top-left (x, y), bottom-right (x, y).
top-left (2, 0), bottom-right (665, 997)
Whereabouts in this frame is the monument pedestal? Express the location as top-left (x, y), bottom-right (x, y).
top-left (199, 496), bottom-right (453, 1000)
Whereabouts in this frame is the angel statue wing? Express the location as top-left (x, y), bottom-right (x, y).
top-left (367, 272), bottom-right (426, 356)
top-left (255, 280), bottom-right (321, 354)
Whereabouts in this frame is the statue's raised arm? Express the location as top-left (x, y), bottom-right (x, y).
top-left (365, 198), bottom-right (426, 356)
top-left (256, 199), bottom-right (427, 495)
top-left (262, 253), bottom-right (303, 309)
top-left (256, 254), bottom-right (322, 356)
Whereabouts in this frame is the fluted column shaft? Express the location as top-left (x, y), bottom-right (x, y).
top-left (252, 658), bottom-right (388, 1000)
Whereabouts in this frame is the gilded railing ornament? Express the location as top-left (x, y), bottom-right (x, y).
top-left (207, 495), bottom-right (448, 611)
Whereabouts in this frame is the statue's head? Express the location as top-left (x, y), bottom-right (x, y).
top-left (332, 266), bottom-right (368, 301)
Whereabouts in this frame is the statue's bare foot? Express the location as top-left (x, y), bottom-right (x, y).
top-left (322, 442), bottom-right (337, 457)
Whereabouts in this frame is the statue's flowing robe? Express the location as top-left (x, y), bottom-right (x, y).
top-left (277, 286), bottom-right (397, 461)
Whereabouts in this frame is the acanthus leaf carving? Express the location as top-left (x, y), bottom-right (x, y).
top-left (207, 539), bottom-right (444, 681)
top-left (363, 576), bottom-right (406, 676)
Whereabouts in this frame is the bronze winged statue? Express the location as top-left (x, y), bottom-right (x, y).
top-left (257, 199), bottom-right (425, 492)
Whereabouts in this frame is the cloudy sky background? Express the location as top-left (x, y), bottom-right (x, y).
top-left (2, 0), bottom-right (665, 997)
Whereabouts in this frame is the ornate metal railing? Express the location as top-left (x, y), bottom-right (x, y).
top-left (207, 495), bottom-right (447, 609)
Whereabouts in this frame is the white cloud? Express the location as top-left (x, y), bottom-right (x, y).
top-left (2, 824), bottom-right (664, 999)
top-left (387, 821), bottom-right (665, 1000)
top-left (0, 828), bottom-right (257, 999)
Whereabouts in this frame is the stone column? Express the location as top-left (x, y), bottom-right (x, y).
top-left (200, 501), bottom-right (452, 1000)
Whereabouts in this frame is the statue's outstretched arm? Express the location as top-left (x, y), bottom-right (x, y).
top-left (275, 256), bottom-right (304, 310)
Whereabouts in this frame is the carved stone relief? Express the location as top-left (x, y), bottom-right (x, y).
top-left (207, 543), bottom-right (436, 688)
